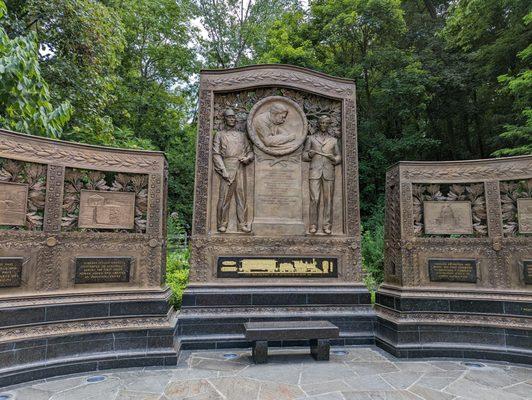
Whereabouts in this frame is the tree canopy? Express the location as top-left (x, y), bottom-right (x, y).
top-left (1, 0), bottom-right (531, 231)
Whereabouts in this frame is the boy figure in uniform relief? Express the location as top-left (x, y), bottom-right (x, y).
top-left (303, 115), bottom-right (342, 235)
top-left (212, 108), bottom-right (254, 233)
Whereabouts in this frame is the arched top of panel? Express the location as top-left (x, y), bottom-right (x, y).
top-left (200, 64), bottom-right (356, 99)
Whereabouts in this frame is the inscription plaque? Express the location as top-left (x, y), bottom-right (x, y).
top-left (524, 260), bottom-right (532, 285)
top-left (517, 198), bottom-right (532, 234)
top-left (253, 149), bottom-right (305, 235)
top-left (217, 256), bottom-right (338, 278)
top-left (424, 201), bottom-right (473, 235)
top-left (428, 259), bottom-right (477, 283)
top-left (75, 257), bottom-right (131, 284)
top-left (0, 182), bottom-right (28, 226)
top-left (78, 190), bottom-right (135, 230)
top-left (0, 257), bottom-right (23, 288)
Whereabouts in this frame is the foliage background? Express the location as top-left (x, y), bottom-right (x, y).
top-left (1, 0), bottom-right (531, 288)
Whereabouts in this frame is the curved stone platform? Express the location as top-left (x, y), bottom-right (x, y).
top-left (1, 346), bottom-right (531, 399)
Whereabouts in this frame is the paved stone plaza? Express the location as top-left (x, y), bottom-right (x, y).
top-left (1, 346), bottom-right (531, 400)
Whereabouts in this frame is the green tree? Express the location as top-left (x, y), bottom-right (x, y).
top-left (7, 0), bottom-right (126, 136)
top-left (0, 0), bottom-right (71, 137)
top-left (493, 12), bottom-right (532, 156)
top-left (194, 0), bottom-right (300, 68)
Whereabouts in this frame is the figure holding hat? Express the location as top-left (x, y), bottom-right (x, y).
top-left (212, 108), bottom-right (254, 233)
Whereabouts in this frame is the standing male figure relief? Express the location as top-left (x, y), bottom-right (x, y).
top-left (303, 115), bottom-right (342, 235)
top-left (212, 108), bottom-right (254, 233)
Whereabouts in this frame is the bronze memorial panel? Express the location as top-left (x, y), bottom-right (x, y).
top-left (524, 260), bottom-right (532, 285)
top-left (424, 201), bottom-right (473, 235)
top-left (0, 182), bottom-right (28, 226)
top-left (78, 190), bottom-right (136, 230)
top-left (75, 257), bottom-right (131, 284)
top-left (517, 198), bottom-right (532, 234)
top-left (217, 256), bottom-right (338, 278)
top-left (0, 257), bottom-right (23, 288)
top-left (428, 259), bottom-right (477, 283)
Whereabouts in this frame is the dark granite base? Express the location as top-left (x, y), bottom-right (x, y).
top-left (0, 349), bottom-right (178, 387)
top-left (178, 285), bottom-right (376, 350)
top-left (0, 288), bottom-right (178, 387)
top-left (375, 317), bottom-right (532, 365)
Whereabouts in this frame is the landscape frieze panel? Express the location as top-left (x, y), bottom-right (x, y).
top-left (0, 158), bottom-right (47, 230)
top-left (412, 183), bottom-right (487, 236)
top-left (500, 179), bottom-right (532, 236)
top-left (62, 169), bottom-right (148, 233)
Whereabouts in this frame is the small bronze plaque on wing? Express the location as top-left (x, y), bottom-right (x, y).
top-left (0, 257), bottom-right (23, 288)
top-left (217, 256), bottom-right (338, 278)
top-left (428, 259), bottom-right (477, 283)
top-left (524, 260), bottom-right (532, 285)
top-left (0, 182), bottom-right (28, 226)
top-left (75, 257), bottom-right (131, 284)
top-left (517, 198), bottom-right (532, 234)
top-left (424, 201), bottom-right (473, 235)
top-left (78, 190), bottom-right (135, 230)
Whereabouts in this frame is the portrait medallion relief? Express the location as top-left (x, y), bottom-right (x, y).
top-left (247, 96), bottom-right (308, 156)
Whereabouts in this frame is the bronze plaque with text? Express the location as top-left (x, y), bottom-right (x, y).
top-left (517, 198), bottom-right (532, 234)
top-left (0, 257), bottom-right (23, 288)
top-left (524, 260), bottom-right (532, 285)
top-left (75, 257), bottom-right (131, 284)
top-left (424, 201), bottom-right (473, 235)
top-left (78, 190), bottom-right (135, 230)
top-left (217, 256), bottom-right (338, 278)
top-left (428, 259), bottom-right (477, 283)
top-left (0, 182), bottom-right (28, 226)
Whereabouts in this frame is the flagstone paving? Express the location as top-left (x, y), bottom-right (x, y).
top-left (1, 346), bottom-right (531, 400)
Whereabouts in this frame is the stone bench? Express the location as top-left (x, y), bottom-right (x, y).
top-left (244, 320), bottom-right (340, 363)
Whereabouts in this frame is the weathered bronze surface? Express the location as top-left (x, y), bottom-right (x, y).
top-left (248, 96), bottom-right (308, 156)
top-left (0, 128), bottom-right (167, 293)
top-left (217, 256), bottom-right (338, 278)
top-left (191, 65), bottom-right (362, 283)
top-left (423, 201), bottom-right (473, 235)
top-left (517, 198), bottom-right (532, 234)
top-left (213, 108), bottom-right (254, 233)
top-left (303, 115), bottom-right (341, 235)
top-left (0, 182), bottom-right (28, 226)
top-left (78, 190), bottom-right (136, 230)
top-left (0, 257), bottom-right (23, 287)
top-left (428, 259), bottom-right (477, 283)
top-left (75, 257), bottom-right (131, 284)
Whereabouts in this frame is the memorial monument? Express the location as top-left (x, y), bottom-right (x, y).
top-left (180, 64), bottom-right (373, 349)
top-left (0, 129), bottom-right (176, 386)
top-left (377, 156), bottom-right (532, 363)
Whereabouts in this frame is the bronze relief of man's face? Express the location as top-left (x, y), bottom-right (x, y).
top-left (224, 114), bottom-right (237, 127)
top-left (271, 110), bottom-right (288, 125)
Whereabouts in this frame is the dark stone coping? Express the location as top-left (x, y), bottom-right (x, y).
top-left (376, 337), bottom-right (532, 365)
top-left (0, 326), bottom-right (178, 388)
top-left (0, 299), bottom-right (172, 329)
top-left (0, 350), bottom-right (178, 388)
top-left (375, 292), bottom-right (532, 317)
top-left (375, 317), bottom-right (532, 365)
top-left (244, 320), bottom-right (339, 341)
top-left (182, 287), bottom-right (371, 308)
